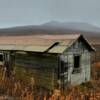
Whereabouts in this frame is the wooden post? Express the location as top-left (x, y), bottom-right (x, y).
top-left (3, 51), bottom-right (15, 77)
top-left (57, 54), bottom-right (61, 90)
top-left (3, 51), bottom-right (10, 77)
top-left (52, 68), bottom-right (54, 90)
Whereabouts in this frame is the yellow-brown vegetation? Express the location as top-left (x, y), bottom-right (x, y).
top-left (0, 62), bottom-right (99, 100)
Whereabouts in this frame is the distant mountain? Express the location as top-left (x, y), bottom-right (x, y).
top-left (42, 21), bottom-right (100, 33)
top-left (0, 21), bottom-right (100, 42)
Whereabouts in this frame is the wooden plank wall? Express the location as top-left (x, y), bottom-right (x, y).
top-left (63, 39), bottom-right (91, 85)
top-left (14, 53), bottom-right (58, 90)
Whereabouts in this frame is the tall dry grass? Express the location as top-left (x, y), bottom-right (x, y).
top-left (0, 62), bottom-right (99, 100)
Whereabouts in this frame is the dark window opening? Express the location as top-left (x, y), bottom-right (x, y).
top-left (0, 54), bottom-right (3, 61)
top-left (74, 55), bottom-right (80, 68)
top-left (73, 55), bottom-right (81, 74)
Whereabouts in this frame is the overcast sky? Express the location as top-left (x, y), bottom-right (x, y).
top-left (0, 0), bottom-right (100, 28)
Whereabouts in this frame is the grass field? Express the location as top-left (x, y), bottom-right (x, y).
top-left (0, 61), bottom-right (99, 100)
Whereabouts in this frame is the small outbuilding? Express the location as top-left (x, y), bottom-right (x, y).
top-left (0, 34), bottom-right (95, 90)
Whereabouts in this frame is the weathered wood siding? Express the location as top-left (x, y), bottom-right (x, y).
top-left (14, 53), bottom-right (58, 90)
top-left (5, 38), bottom-right (92, 89)
top-left (63, 39), bottom-right (91, 85)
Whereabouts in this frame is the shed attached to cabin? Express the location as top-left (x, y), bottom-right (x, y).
top-left (0, 34), bottom-right (95, 90)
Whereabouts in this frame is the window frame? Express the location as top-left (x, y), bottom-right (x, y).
top-left (72, 54), bottom-right (81, 74)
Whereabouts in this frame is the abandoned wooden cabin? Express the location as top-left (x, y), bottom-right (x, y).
top-left (0, 34), bottom-right (95, 90)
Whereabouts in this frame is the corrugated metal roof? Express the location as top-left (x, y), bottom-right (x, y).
top-left (0, 34), bottom-right (80, 45)
top-left (0, 45), bottom-right (15, 50)
top-left (0, 38), bottom-right (54, 46)
top-left (0, 45), bottom-right (53, 52)
top-left (0, 34), bottom-right (94, 53)
top-left (59, 39), bottom-right (74, 46)
top-left (48, 46), bottom-right (68, 53)
top-left (24, 45), bottom-right (54, 52)
top-left (35, 34), bottom-right (80, 40)
top-left (0, 34), bottom-right (79, 52)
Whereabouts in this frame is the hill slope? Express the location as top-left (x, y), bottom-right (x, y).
top-left (0, 21), bottom-right (99, 44)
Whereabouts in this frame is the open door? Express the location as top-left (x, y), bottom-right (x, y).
top-left (58, 55), bottom-right (68, 90)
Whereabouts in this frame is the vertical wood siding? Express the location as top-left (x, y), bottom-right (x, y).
top-left (62, 39), bottom-right (91, 85)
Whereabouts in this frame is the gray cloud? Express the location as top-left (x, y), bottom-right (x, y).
top-left (0, 0), bottom-right (100, 27)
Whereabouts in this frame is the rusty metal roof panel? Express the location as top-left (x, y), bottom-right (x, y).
top-left (0, 45), bottom-right (26, 50)
top-left (0, 44), bottom-right (55, 52)
top-left (0, 35), bottom-right (78, 52)
top-left (48, 46), bottom-right (68, 53)
top-left (0, 45), bottom-right (15, 50)
top-left (0, 34), bottom-right (94, 53)
top-left (59, 39), bottom-right (75, 46)
top-left (36, 34), bottom-right (80, 40)
top-left (0, 34), bottom-right (80, 45)
top-left (23, 45), bottom-right (52, 52)
top-left (0, 38), bottom-right (54, 46)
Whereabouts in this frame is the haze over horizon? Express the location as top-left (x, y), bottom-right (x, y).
top-left (0, 0), bottom-right (100, 28)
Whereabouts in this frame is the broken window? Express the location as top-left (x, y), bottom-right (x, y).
top-left (73, 55), bottom-right (81, 74)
